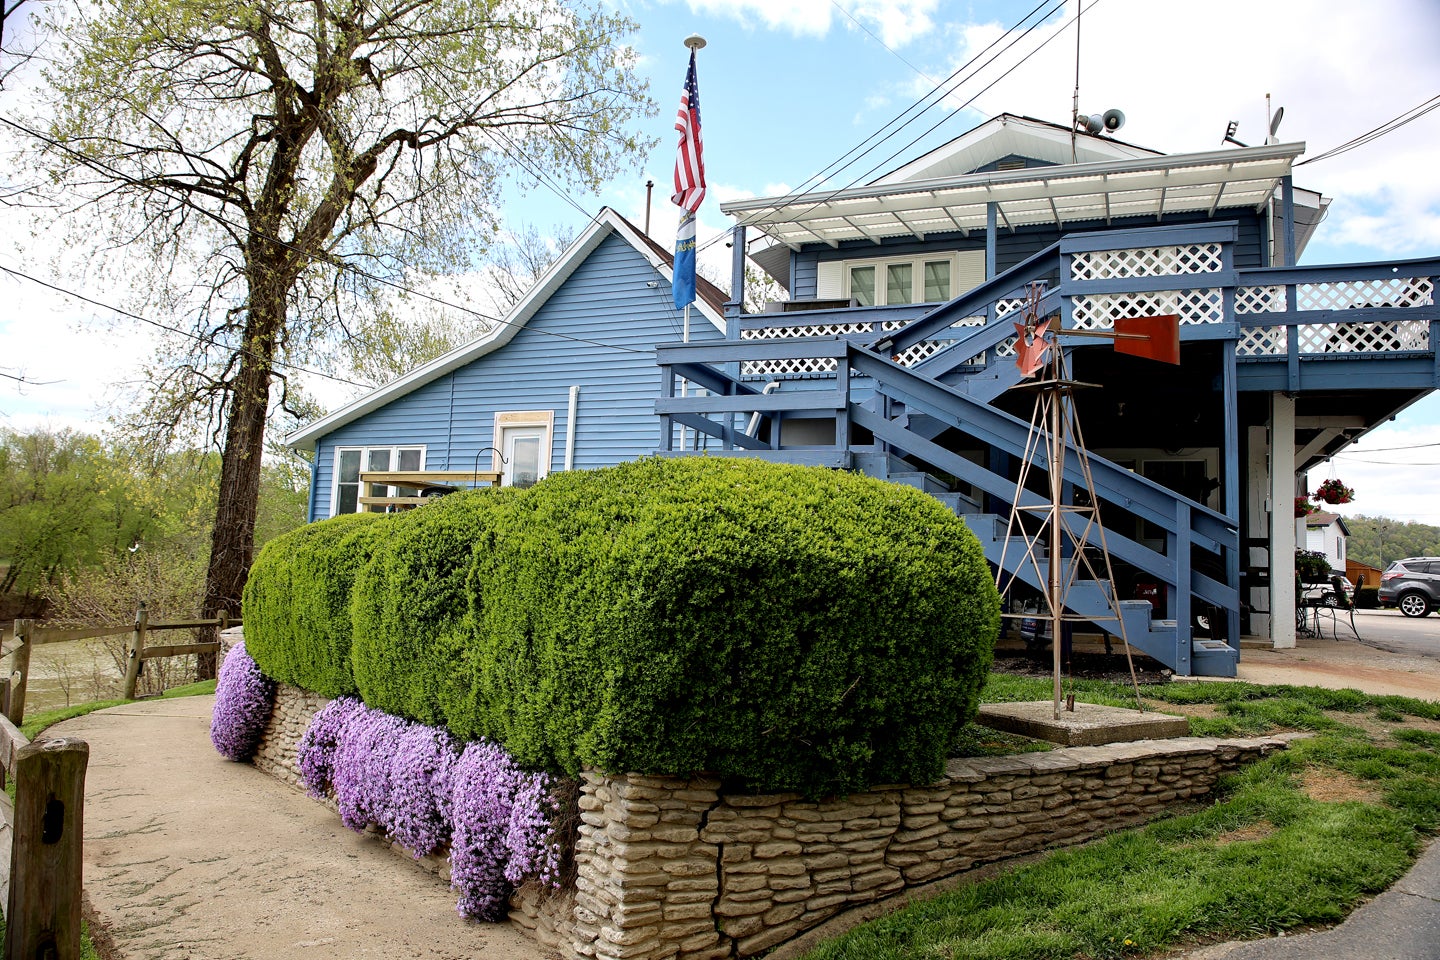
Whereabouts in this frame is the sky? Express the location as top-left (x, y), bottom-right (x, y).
top-left (2, 0), bottom-right (1439, 520)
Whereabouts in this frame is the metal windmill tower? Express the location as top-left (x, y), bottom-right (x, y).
top-left (996, 283), bottom-right (1179, 718)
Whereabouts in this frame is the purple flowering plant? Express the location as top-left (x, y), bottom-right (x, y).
top-left (296, 698), bottom-right (560, 920)
top-left (210, 640), bottom-right (277, 762)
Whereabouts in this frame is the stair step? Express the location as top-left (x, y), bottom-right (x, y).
top-left (889, 471), bottom-right (950, 494)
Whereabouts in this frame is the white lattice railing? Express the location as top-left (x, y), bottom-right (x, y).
top-left (1236, 276), bottom-right (1435, 356)
top-left (737, 259), bottom-right (1435, 374)
top-left (1069, 243), bottom-right (1224, 281)
top-left (1070, 288), bottom-right (1224, 330)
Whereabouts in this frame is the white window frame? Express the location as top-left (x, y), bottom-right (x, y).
top-left (493, 410), bottom-right (555, 488)
top-left (818, 251), bottom-right (984, 306)
top-left (331, 444), bottom-right (426, 516)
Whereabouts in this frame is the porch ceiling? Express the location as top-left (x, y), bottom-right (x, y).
top-left (721, 143), bottom-right (1307, 250)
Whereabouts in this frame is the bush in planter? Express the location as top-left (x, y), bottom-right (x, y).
top-left (242, 511), bottom-right (391, 698)
top-left (1297, 549), bottom-right (1332, 582)
top-left (350, 489), bottom-right (517, 727)
top-left (462, 456), bottom-right (1001, 798)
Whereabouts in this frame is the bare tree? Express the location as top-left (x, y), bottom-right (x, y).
top-left (31, 0), bottom-right (655, 673)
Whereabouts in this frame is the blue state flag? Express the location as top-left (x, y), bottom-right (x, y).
top-left (673, 211), bottom-right (697, 310)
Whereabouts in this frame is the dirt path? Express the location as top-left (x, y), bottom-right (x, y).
top-left (52, 696), bottom-right (550, 960)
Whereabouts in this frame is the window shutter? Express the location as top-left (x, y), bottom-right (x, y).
top-left (956, 250), bottom-right (986, 294)
top-left (817, 261), bottom-right (843, 300)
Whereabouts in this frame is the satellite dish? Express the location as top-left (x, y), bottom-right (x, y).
top-left (1102, 108), bottom-right (1126, 132)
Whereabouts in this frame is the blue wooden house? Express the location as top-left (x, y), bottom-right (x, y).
top-left (289, 115), bottom-right (1439, 677)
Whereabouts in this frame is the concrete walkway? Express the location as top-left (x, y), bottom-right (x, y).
top-left (54, 696), bottom-right (545, 960)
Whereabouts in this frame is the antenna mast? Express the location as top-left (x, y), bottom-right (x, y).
top-left (1070, 4), bottom-right (1082, 163)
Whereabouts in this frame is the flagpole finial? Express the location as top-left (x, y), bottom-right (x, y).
top-left (684, 34), bottom-right (706, 50)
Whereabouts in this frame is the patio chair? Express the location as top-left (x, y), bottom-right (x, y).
top-left (1313, 575), bottom-right (1360, 641)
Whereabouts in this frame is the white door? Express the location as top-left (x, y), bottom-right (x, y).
top-left (501, 426), bottom-right (548, 488)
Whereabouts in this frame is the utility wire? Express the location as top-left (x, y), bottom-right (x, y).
top-left (1298, 93), bottom-right (1440, 166)
top-left (0, 114), bottom-right (656, 359)
top-left (0, 263), bottom-right (369, 387)
top-left (0, 369), bottom-right (61, 386)
top-left (700, 0), bottom-right (1093, 258)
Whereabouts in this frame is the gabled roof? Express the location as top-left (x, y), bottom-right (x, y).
top-left (1307, 511), bottom-right (1351, 536)
top-left (873, 114), bottom-right (1160, 184)
top-left (286, 207), bottom-right (727, 452)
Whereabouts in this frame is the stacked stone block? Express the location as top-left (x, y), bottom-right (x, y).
top-left (247, 679), bottom-right (1284, 960)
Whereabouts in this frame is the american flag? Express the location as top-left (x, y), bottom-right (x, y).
top-left (671, 49), bottom-right (705, 213)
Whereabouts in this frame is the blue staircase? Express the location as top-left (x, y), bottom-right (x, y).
top-left (653, 221), bottom-right (1440, 676)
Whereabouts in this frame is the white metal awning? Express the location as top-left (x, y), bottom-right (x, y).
top-left (720, 142), bottom-right (1308, 250)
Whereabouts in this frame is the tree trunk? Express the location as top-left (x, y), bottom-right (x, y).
top-left (198, 289), bottom-right (282, 679)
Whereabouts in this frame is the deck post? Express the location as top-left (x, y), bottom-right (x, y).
top-left (1269, 393), bottom-right (1298, 649)
top-left (1280, 175), bottom-right (1296, 268)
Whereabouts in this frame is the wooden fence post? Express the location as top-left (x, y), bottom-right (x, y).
top-left (5, 621), bottom-right (31, 728)
top-left (122, 604), bottom-right (147, 701)
top-left (3, 737), bottom-right (88, 960)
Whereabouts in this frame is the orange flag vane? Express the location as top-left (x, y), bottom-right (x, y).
top-left (1014, 318), bottom-right (1051, 377)
top-left (1013, 282), bottom-right (1051, 377)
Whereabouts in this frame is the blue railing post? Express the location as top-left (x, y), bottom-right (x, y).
top-left (1172, 501), bottom-right (1192, 673)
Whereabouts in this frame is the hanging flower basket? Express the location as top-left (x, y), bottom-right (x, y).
top-left (1312, 478), bottom-right (1355, 505)
top-left (1294, 496), bottom-right (1319, 518)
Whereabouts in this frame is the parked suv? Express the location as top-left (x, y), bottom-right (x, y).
top-left (1378, 557), bottom-right (1440, 618)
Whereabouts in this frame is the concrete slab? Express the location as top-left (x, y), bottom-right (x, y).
top-left (976, 700), bottom-right (1190, 746)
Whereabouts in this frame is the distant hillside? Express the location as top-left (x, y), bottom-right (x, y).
top-left (1343, 516), bottom-right (1440, 569)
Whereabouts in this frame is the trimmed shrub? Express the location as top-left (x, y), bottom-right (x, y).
top-left (210, 640), bottom-right (276, 761)
top-left (243, 512), bottom-right (390, 698)
top-left (350, 490), bottom-right (517, 726)
top-left (1356, 586), bottom-right (1380, 610)
top-left (466, 457), bottom-right (999, 797)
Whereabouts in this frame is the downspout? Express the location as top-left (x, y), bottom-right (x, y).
top-left (746, 381), bottom-right (781, 438)
top-left (305, 448), bottom-right (320, 521)
top-left (564, 385), bottom-right (580, 471)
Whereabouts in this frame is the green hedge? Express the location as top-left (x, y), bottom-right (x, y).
top-left (461, 458), bottom-right (999, 796)
top-left (255, 458), bottom-right (1001, 797)
top-left (242, 511), bottom-right (391, 698)
top-left (349, 489), bottom-right (517, 726)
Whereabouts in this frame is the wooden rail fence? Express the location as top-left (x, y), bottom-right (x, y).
top-left (0, 604), bottom-right (240, 726)
top-left (0, 691), bottom-right (87, 959)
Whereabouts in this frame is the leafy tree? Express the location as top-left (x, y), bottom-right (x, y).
top-left (31, 0), bottom-right (655, 671)
top-left (1343, 515), bottom-right (1440, 570)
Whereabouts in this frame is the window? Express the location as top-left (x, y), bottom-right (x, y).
top-left (493, 411), bottom-right (555, 489)
top-left (333, 445), bottom-right (424, 515)
top-left (820, 250), bottom-right (984, 307)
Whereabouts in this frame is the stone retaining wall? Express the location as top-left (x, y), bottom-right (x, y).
top-left (251, 681), bottom-right (1285, 960)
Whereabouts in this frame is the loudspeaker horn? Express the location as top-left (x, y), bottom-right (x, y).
top-left (1101, 108), bottom-right (1126, 132)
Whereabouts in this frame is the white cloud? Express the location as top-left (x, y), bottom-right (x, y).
top-left (915, 0), bottom-right (1440, 261)
top-left (672, 0), bottom-right (938, 46)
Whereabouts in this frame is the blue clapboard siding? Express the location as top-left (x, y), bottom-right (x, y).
top-left (308, 232), bottom-right (721, 518)
top-left (788, 210), bottom-right (1268, 299)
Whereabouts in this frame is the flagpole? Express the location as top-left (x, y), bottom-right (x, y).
top-left (675, 33), bottom-right (705, 453)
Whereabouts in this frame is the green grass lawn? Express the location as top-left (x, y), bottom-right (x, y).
top-left (804, 675), bottom-right (1440, 960)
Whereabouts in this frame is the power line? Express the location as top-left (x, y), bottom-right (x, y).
top-left (0, 114), bottom-right (657, 361)
top-left (700, 0), bottom-right (1091, 258)
top-left (0, 263), bottom-right (369, 387)
top-left (0, 369), bottom-right (62, 386)
top-left (1298, 93), bottom-right (1440, 167)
